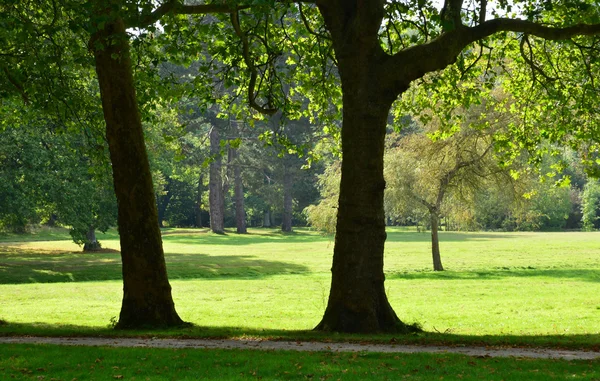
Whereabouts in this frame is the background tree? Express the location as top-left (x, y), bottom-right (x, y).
top-left (582, 180), bottom-right (600, 230)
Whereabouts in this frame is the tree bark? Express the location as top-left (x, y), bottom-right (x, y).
top-left (232, 150), bottom-right (247, 234)
top-left (263, 209), bottom-right (271, 227)
top-left (281, 162), bottom-right (293, 233)
top-left (195, 173), bottom-right (204, 228)
top-left (314, 1), bottom-right (417, 333)
top-left (209, 126), bottom-right (225, 234)
top-left (430, 210), bottom-right (444, 271)
top-left (91, 11), bottom-right (185, 329)
top-left (83, 225), bottom-right (101, 252)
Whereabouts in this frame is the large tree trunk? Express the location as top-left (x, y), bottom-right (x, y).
top-left (430, 210), bottom-right (444, 271)
top-left (315, 1), bottom-right (416, 333)
top-left (209, 127), bottom-right (225, 234)
top-left (281, 162), bottom-right (293, 233)
top-left (314, 91), bottom-right (402, 332)
top-left (233, 153), bottom-right (247, 234)
top-left (91, 11), bottom-right (185, 329)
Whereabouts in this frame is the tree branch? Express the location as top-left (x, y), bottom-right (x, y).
top-left (298, 3), bottom-right (330, 40)
top-left (230, 10), bottom-right (278, 116)
top-left (479, 0), bottom-right (487, 24)
top-left (440, 0), bottom-right (464, 31)
top-left (127, 0), bottom-right (250, 28)
top-left (382, 18), bottom-right (600, 95)
top-left (2, 66), bottom-right (29, 104)
top-left (128, 0), bottom-right (315, 28)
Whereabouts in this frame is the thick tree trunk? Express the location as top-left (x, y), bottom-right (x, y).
top-left (209, 127), bottom-right (225, 234)
top-left (83, 225), bottom-right (101, 252)
top-left (91, 12), bottom-right (185, 329)
top-left (315, 1), bottom-right (417, 333)
top-left (314, 91), bottom-right (403, 332)
top-left (195, 173), bottom-right (204, 228)
top-left (233, 156), bottom-right (247, 234)
top-left (281, 163), bottom-right (293, 233)
top-left (430, 211), bottom-right (444, 271)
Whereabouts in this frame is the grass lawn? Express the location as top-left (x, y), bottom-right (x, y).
top-left (1, 343), bottom-right (599, 380)
top-left (0, 226), bottom-right (600, 350)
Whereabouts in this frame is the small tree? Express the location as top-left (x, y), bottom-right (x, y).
top-left (385, 125), bottom-right (508, 271)
top-left (304, 161), bottom-right (340, 235)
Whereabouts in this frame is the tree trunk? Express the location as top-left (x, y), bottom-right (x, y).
top-left (83, 225), bottom-right (101, 252)
top-left (314, 1), bottom-right (417, 333)
top-left (281, 162), bottom-right (293, 233)
top-left (233, 162), bottom-right (247, 234)
top-left (263, 209), bottom-right (271, 227)
top-left (195, 173), bottom-right (204, 228)
top-left (314, 91), bottom-right (402, 332)
top-left (156, 178), bottom-right (173, 228)
top-left (430, 210), bottom-right (444, 271)
top-left (46, 214), bottom-right (58, 227)
top-left (209, 127), bottom-right (225, 234)
top-left (91, 11), bottom-right (185, 329)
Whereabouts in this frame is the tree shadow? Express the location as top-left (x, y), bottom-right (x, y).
top-left (384, 231), bottom-right (520, 243)
top-left (161, 228), bottom-right (331, 246)
top-left (0, 322), bottom-right (598, 351)
top-left (387, 268), bottom-right (600, 282)
top-left (0, 249), bottom-right (311, 285)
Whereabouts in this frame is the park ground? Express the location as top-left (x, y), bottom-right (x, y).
top-left (0, 227), bottom-right (599, 379)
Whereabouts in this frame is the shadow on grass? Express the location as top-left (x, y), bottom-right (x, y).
top-left (0, 250), bottom-right (311, 285)
top-left (384, 231), bottom-right (521, 243)
top-left (387, 268), bottom-right (600, 282)
top-left (161, 228), bottom-right (330, 246)
top-left (1, 322), bottom-right (598, 350)
top-left (0, 227), bottom-right (120, 243)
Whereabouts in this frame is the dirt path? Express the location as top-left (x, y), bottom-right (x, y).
top-left (1, 336), bottom-right (599, 360)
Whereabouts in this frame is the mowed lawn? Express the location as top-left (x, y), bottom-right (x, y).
top-left (0, 227), bottom-right (599, 342)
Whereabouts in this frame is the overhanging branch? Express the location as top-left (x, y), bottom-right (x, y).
top-left (127, 0), bottom-right (248, 28)
top-left (230, 10), bottom-right (278, 116)
top-left (382, 18), bottom-right (600, 95)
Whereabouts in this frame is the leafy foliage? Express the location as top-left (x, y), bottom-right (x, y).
top-left (581, 179), bottom-right (600, 230)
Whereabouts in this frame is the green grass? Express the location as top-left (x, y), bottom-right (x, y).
top-left (1, 227), bottom-right (600, 349)
top-left (1, 343), bottom-right (599, 380)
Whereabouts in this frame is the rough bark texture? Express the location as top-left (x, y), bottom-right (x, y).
top-left (91, 12), bottom-right (185, 329)
top-left (314, 0), bottom-right (416, 333)
top-left (430, 210), bottom-right (444, 271)
top-left (281, 163), bottom-right (293, 233)
top-left (209, 127), bottom-right (225, 234)
top-left (233, 151), bottom-right (247, 234)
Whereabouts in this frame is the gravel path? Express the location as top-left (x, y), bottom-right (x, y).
top-left (1, 336), bottom-right (599, 360)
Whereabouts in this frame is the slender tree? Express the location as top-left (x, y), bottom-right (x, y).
top-left (385, 127), bottom-right (505, 271)
top-left (208, 125), bottom-right (226, 234)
